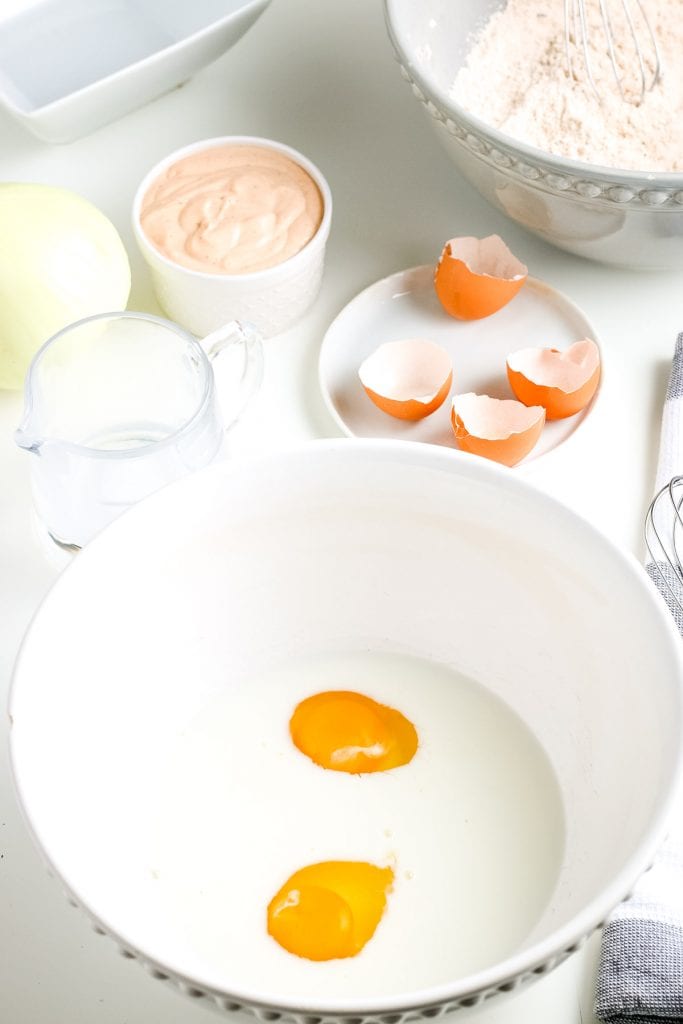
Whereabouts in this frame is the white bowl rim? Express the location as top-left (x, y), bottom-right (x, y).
top-left (383, 0), bottom-right (683, 185)
top-left (0, 0), bottom-right (271, 119)
top-left (9, 438), bottom-right (683, 1016)
top-left (132, 135), bottom-right (333, 283)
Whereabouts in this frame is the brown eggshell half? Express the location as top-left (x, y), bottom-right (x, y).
top-left (507, 339), bottom-right (601, 419)
top-left (434, 235), bottom-right (528, 320)
top-left (450, 392), bottom-right (545, 467)
top-left (359, 339), bottom-right (453, 421)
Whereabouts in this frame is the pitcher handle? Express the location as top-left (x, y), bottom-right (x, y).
top-left (199, 320), bottom-right (264, 430)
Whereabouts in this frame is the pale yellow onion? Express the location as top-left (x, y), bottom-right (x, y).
top-left (0, 183), bottom-right (131, 390)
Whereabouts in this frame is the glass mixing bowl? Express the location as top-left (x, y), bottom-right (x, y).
top-left (384, 0), bottom-right (683, 269)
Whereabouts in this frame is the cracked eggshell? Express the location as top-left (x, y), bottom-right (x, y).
top-left (434, 235), bottom-right (528, 320)
top-left (507, 339), bottom-right (601, 420)
top-left (358, 339), bottom-right (453, 421)
top-left (450, 392), bottom-right (545, 467)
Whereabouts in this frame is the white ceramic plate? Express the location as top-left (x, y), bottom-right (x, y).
top-left (319, 265), bottom-right (602, 465)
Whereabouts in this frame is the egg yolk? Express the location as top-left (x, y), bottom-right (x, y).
top-left (267, 861), bottom-right (394, 961)
top-left (289, 690), bottom-right (418, 773)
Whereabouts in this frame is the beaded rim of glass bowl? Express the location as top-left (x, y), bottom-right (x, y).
top-left (395, 59), bottom-right (683, 210)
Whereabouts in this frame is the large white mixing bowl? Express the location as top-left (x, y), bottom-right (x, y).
top-left (9, 440), bottom-right (683, 1021)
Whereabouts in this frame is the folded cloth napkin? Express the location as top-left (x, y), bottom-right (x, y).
top-left (595, 333), bottom-right (683, 1023)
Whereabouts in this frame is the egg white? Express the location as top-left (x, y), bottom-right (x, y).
top-left (151, 651), bottom-right (564, 1001)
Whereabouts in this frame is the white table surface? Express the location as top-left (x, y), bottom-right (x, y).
top-left (1, 0), bottom-right (681, 1020)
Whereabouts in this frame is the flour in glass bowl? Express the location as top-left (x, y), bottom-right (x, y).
top-left (451, 0), bottom-right (683, 172)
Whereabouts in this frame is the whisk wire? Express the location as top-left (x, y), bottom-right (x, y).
top-left (645, 477), bottom-right (683, 616)
top-left (635, 0), bottom-right (662, 88)
top-left (598, 0), bottom-right (627, 102)
top-left (620, 0), bottom-right (655, 102)
top-left (565, 0), bottom-right (661, 105)
top-left (564, 0), bottom-right (574, 80)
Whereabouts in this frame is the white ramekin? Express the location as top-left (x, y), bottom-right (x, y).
top-left (132, 136), bottom-right (333, 338)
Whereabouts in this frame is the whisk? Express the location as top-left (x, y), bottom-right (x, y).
top-left (645, 476), bottom-right (683, 620)
top-left (564, 0), bottom-right (662, 104)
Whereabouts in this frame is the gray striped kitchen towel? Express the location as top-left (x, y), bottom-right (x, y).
top-left (595, 334), bottom-right (683, 1023)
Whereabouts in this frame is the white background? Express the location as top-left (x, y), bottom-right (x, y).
top-left (1, 0), bottom-right (681, 1020)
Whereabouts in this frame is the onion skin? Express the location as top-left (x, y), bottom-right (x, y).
top-left (0, 183), bottom-right (131, 390)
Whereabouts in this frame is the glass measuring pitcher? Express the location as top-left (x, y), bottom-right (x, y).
top-left (15, 312), bottom-right (263, 549)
